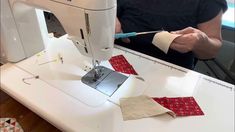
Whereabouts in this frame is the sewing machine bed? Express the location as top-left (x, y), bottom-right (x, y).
top-left (1, 36), bottom-right (234, 132)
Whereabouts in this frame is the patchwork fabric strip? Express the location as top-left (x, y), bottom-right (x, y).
top-left (109, 55), bottom-right (138, 75)
top-left (0, 118), bottom-right (24, 132)
top-left (153, 97), bottom-right (204, 116)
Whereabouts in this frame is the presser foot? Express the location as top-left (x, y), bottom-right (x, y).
top-left (81, 66), bottom-right (128, 96)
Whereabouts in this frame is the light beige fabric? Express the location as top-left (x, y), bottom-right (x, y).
top-left (152, 31), bottom-right (181, 54)
top-left (120, 95), bottom-right (176, 121)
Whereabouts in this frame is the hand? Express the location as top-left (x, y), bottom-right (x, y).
top-left (170, 27), bottom-right (209, 53)
top-left (115, 18), bottom-right (130, 43)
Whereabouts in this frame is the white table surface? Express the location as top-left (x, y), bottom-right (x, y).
top-left (1, 36), bottom-right (234, 132)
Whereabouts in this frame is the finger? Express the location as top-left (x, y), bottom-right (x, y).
top-left (170, 42), bottom-right (189, 53)
top-left (122, 38), bottom-right (131, 43)
top-left (173, 36), bottom-right (189, 44)
top-left (173, 27), bottom-right (196, 34)
top-left (173, 33), bottom-right (198, 44)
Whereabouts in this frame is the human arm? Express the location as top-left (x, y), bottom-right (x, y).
top-left (115, 17), bottom-right (122, 33)
top-left (170, 10), bottom-right (223, 59)
top-left (115, 17), bottom-right (130, 43)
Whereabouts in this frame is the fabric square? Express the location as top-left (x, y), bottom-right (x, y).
top-left (120, 95), bottom-right (175, 121)
top-left (153, 97), bottom-right (204, 116)
top-left (109, 55), bottom-right (138, 75)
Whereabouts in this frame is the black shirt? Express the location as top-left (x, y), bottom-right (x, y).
top-left (116, 0), bottom-right (227, 69)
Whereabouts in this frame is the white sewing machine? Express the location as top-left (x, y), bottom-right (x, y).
top-left (1, 0), bottom-right (116, 62)
top-left (1, 0), bottom-right (129, 96)
top-left (0, 0), bottom-right (234, 132)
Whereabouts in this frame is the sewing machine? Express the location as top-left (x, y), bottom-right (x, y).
top-left (1, 0), bottom-right (234, 132)
top-left (1, 0), bottom-right (128, 96)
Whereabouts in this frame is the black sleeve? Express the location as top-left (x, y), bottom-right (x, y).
top-left (117, 0), bottom-right (125, 17)
top-left (197, 0), bottom-right (228, 24)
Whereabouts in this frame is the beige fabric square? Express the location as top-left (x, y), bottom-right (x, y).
top-left (120, 95), bottom-right (175, 121)
top-left (152, 31), bottom-right (181, 54)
